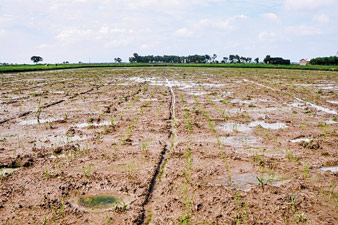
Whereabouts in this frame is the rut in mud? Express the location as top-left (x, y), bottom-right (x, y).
top-left (137, 76), bottom-right (176, 225)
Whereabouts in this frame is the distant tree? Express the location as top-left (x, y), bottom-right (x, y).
top-left (235, 55), bottom-right (240, 63)
top-left (205, 54), bottom-right (211, 63)
top-left (310, 56), bottom-right (338, 65)
top-left (30, 56), bottom-right (43, 64)
top-left (240, 56), bottom-right (246, 63)
top-left (212, 54), bottom-right (217, 63)
top-left (263, 55), bottom-right (271, 64)
top-left (264, 55), bottom-right (290, 65)
top-left (222, 57), bottom-right (228, 63)
top-left (255, 57), bottom-right (259, 64)
top-left (229, 55), bottom-right (235, 63)
top-left (114, 57), bottom-right (122, 63)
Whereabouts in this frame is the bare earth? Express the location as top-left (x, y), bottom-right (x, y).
top-left (0, 67), bottom-right (338, 224)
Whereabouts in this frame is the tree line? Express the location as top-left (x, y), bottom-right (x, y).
top-left (129, 53), bottom-right (216, 63)
top-left (129, 53), bottom-right (261, 64)
top-left (309, 56), bottom-right (338, 65)
top-left (23, 54), bottom-right (294, 65)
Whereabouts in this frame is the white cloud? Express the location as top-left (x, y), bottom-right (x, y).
top-left (37, 43), bottom-right (50, 49)
top-left (103, 38), bottom-right (134, 48)
top-left (313, 15), bottom-right (329, 23)
top-left (0, 29), bottom-right (7, 37)
top-left (196, 15), bottom-right (247, 30)
top-left (56, 28), bottom-right (94, 42)
top-left (258, 31), bottom-right (276, 41)
top-left (260, 13), bottom-right (278, 21)
top-left (99, 26), bottom-right (134, 34)
top-left (285, 0), bottom-right (333, 10)
top-left (120, 0), bottom-right (220, 10)
top-left (286, 25), bottom-right (321, 36)
top-left (139, 42), bottom-right (158, 50)
top-left (174, 28), bottom-right (195, 38)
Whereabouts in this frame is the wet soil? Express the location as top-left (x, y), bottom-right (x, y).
top-left (0, 67), bottom-right (338, 224)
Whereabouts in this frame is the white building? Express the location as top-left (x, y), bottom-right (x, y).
top-left (299, 59), bottom-right (310, 66)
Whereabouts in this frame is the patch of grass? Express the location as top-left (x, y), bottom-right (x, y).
top-left (303, 163), bottom-right (310, 179)
top-left (83, 164), bottom-right (94, 178)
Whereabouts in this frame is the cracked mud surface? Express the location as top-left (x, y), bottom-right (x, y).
top-left (1, 67), bottom-right (338, 224)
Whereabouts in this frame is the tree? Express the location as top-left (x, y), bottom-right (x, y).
top-left (212, 54), bottom-right (217, 63)
top-left (229, 55), bottom-right (235, 63)
top-left (255, 57), bottom-right (259, 64)
top-left (222, 57), bottom-right (228, 63)
top-left (263, 55), bottom-right (271, 64)
top-left (114, 57), bottom-right (122, 63)
top-left (31, 56), bottom-right (43, 64)
top-left (264, 55), bottom-right (290, 65)
top-left (240, 56), bottom-right (246, 63)
top-left (235, 55), bottom-right (240, 63)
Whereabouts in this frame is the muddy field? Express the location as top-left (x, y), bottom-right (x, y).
top-left (0, 67), bottom-right (338, 224)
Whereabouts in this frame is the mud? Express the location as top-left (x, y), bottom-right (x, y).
top-left (1, 67), bottom-right (338, 224)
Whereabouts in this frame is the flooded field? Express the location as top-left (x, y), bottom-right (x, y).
top-left (0, 67), bottom-right (338, 224)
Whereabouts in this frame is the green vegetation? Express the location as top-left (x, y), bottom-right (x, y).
top-left (1, 62), bottom-right (338, 73)
top-left (310, 56), bottom-right (338, 65)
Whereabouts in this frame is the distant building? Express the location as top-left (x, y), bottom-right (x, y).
top-left (299, 59), bottom-right (310, 66)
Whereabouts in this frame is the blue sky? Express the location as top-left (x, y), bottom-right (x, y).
top-left (1, 0), bottom-right (337, 63)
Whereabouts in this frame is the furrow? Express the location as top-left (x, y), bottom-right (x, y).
top-left (136, 76), bottom-right (176, 225)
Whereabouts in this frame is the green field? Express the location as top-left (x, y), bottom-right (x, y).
top-left (1, 63), bottom-right (338, 73)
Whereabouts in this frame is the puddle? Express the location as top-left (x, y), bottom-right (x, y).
top-left (290, 138), bottom-right (311, 143)
top-left (123, 77), bottom-right (224, 90)
top-left (243, 79), bottom-right (277, 91)
top-left (219, 121), bottom-right (287, 133)
top-left (225, 173), bottom-right (288, 191)
top-left (249, 121), bottom-right (287, 130)
top-left (220, 135), bottom-right (261, 147)
top-left (50, 135), bottom-right (87, 143)
top-left (188, 90), bottom-right (208, 96)
top-left (76, 121), bottom-right (113, 128)
top-left (0, 168), bottom-right (20, 177)
top-left (140, 98), bottom-right (158, 102)
top-left (327, 100), bottom-right (338, 105)
top-left (294, 97), bottom-right (338, 115)
top-left (325, 119), bottom-right (338, 124)
top-left (78, 195), bottom-right (118, 208)
top-left (228, 173), bottom-right (257, 191)
top-left (295, 84), bottom-right (338, 90)
top-left (218, 123), bottom-right (252, 132)
top-left (53, 91), bottom-right (65, 94)
top-left (290, 102), bottom-right (307, 109)
top-left (225, 107), bottom-right (280, 114)
top-left (19, 118), bottom-right (60, 125)
top-left (320, 166), bottom-right (338, 173)
top-left (230, 98), bottom-right (269, 104)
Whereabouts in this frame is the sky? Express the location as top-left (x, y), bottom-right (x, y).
top-left (1, 0), bottom-right (338, 64)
